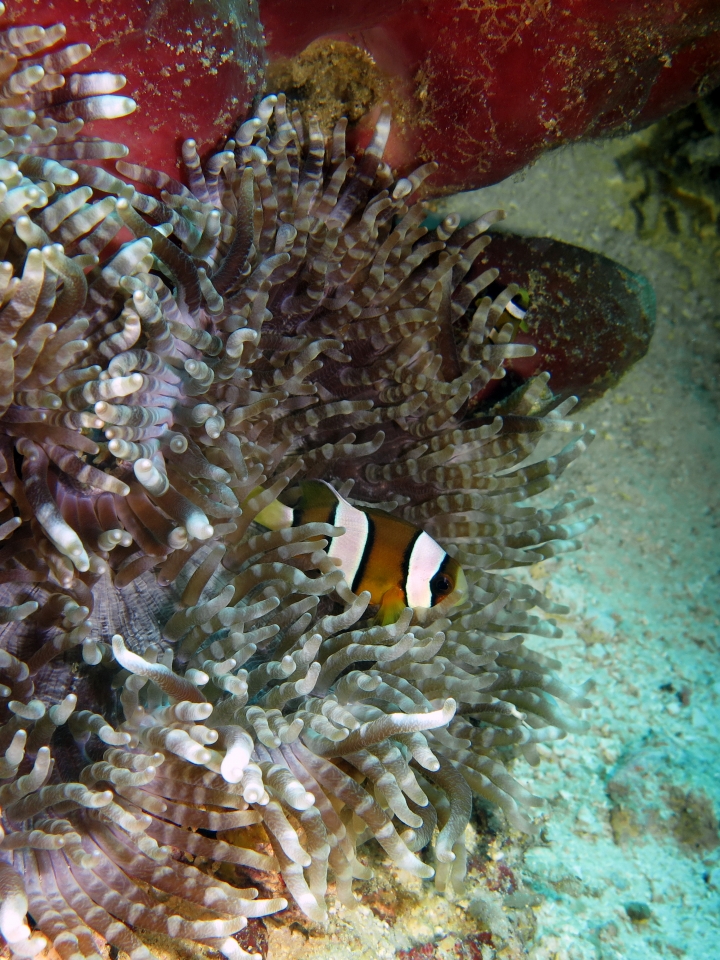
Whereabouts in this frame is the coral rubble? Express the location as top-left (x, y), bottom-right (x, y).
top-left (0, 8), bottom-right (596, 960)
top-left (619, 87), bottom-right (720, 242)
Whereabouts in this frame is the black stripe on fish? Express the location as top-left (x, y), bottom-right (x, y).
top-left (351, 511), bottom-right (376, 594)
top-left (429, 553), bottom-right (453, 606)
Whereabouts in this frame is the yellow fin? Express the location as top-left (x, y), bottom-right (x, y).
top-left (377, 584), bottom-right (407, 626)
top-left (254, 498), bottom-right (294, 530)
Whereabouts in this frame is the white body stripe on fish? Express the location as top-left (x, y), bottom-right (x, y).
top-left (327, 493), bottom-right (369, 590)
top-left (406, 530), bottom-right (447, 608)
top-left (253, 478), bottom-right (467, 623)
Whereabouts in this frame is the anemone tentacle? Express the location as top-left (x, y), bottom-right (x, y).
top-left (0, 8), bottom-right (596, 960)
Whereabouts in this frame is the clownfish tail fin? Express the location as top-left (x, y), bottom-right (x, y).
top-left (253, 497), bottom-right (294, 530)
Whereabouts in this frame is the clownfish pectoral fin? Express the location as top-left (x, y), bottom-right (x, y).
top-left (377, 584), bottom-right (408, 626)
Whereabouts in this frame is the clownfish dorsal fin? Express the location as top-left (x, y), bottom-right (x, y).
top-left (298, 479), bottom-right (343, 510)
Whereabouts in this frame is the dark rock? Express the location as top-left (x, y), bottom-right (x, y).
top-left (468, 234), bottom-right (656, 412)
top-left (607, 735), bottom-right (720, 853)
top-left (454, 933), bottom-right (494, 960)
top-left (234, 920), bottom-right (269, 959)
top-left (666, 786), bottom-right (720, 853)
top-left (625, 901), bottom-right (653, 922)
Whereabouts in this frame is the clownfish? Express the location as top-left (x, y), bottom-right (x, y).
top-left (254, 480), bottom-right (468, 625)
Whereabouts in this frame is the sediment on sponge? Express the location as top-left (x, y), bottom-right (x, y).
top-left (0, 7), bottom-right (596, 960)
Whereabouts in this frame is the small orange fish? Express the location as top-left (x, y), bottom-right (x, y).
top-left (255, 480), bottom-right (467, 624)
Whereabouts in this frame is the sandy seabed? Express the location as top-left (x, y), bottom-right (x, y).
top-left (249, 128), bottom-right (720, 960)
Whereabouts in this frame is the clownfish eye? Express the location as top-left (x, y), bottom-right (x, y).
top-left (430, 573), bottom-right (452, 595)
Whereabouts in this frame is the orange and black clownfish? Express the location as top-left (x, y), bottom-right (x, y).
top-left (255, 480), bottom-right (468, 625)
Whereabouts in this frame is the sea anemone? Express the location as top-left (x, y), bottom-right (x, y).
top-left (0, 8), bottom-right (596, 960)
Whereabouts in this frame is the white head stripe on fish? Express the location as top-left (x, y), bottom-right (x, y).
top-left (327, 494), bottom-right (369, 591)
top-left (405, 530), bottom-right (447, 609)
